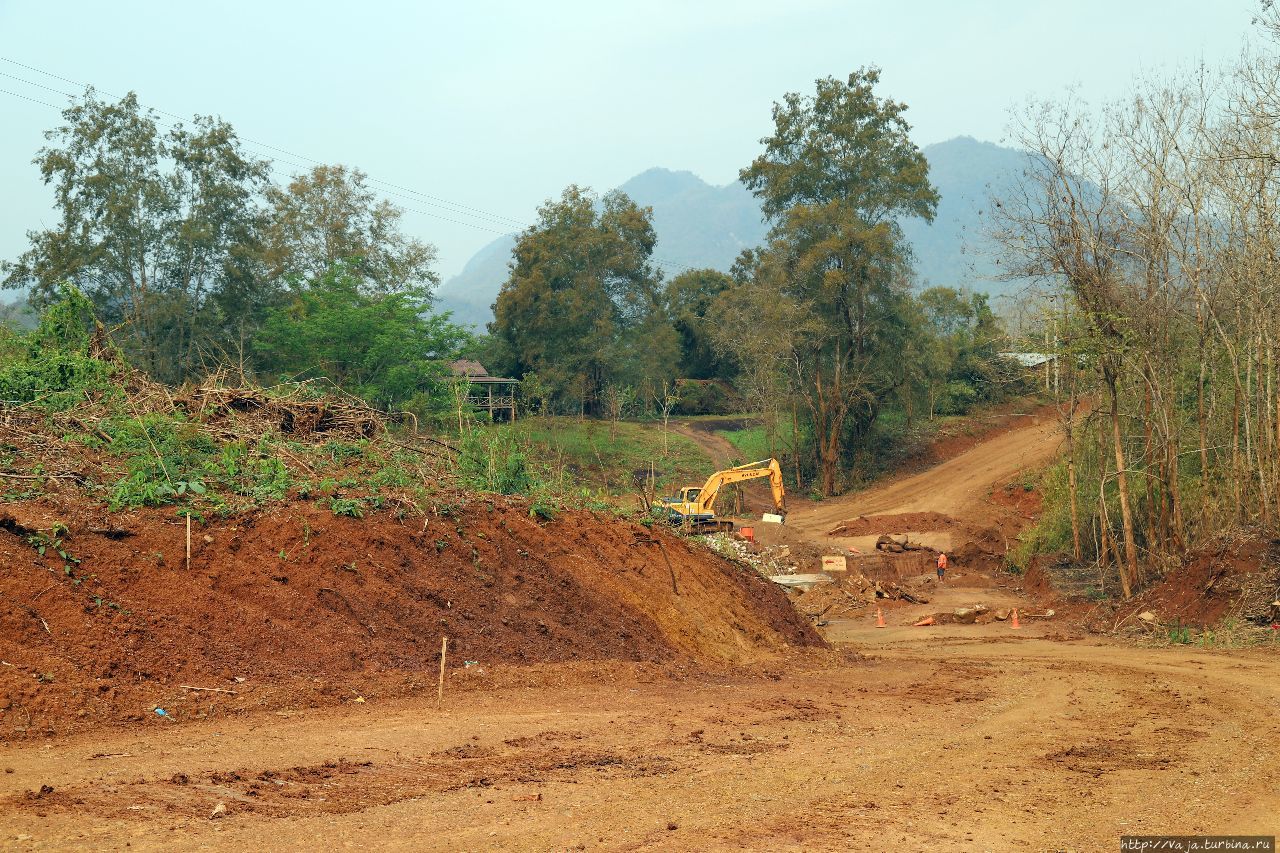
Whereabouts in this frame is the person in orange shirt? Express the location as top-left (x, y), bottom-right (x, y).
top-left (936, 551), bottom-right (948, 582)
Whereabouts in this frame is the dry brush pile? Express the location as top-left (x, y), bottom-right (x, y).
top-left (0, 299), bottom-right (460, 523)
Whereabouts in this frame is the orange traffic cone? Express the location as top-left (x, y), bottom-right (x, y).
top-left (1011, 608), bottom-right (1021, 630)
top-left (875, 607), bottom-right (886, 628)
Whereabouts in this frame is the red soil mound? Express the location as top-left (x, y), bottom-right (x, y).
top-left (0, 498), bottom-right (820, 739)
top-left (1118, 534), bottom-right (1280, 628)
top-left (1021, 563), bottom-right (1059, 603)
top-left (989, 482), bottom-right (1043, 518)
top-left (826, 512), bottom-right (957, 537)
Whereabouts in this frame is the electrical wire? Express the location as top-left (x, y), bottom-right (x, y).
top-left (0, 64), bottom-right (701, 276)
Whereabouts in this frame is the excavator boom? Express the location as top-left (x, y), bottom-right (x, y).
top-left (658, 458), bottom-right (786, 531)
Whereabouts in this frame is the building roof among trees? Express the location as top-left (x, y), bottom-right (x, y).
top-left (448, 359), bottom-right (517, 384)
top-left (999, 352), bottom-right (1057, 369)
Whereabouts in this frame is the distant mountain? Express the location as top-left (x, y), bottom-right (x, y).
top-left (435, 136), bottom-right (1031, 329)
top-left (614, 168), bottom-right (769, 271)
top-left (435, 233), bottom-right (518, 329)
top-left (901, 136), bottom-right (1030, 294)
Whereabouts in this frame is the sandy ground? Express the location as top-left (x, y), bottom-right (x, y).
top-left (4, 411), bottom-right (1278, 851)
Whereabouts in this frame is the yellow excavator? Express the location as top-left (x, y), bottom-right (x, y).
top-left (658, 458), bottom-right (786, 532)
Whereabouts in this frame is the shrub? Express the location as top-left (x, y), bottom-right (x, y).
top-left (327, 496), bottom-right (367, 517)
top-left (106, 415), bottom-right (215, 508)
top-left (459, 426), bottom-right (531, 495)
top-left (0, 286), bottom-right (117, 412)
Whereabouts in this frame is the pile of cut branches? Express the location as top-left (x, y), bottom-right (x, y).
top-left (177, 378), bottom-right (385, 441)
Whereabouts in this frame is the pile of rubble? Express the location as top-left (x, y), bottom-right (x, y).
top-left (791, 570), bottom-right (931, 621)
top-left (931, 604), bottom-right (1054, 625)
top-left (702, 533), bottom-right (801, 577)
top-left (874, 534), bottom-right (929, 554)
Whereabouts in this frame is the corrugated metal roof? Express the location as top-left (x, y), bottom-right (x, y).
top-left (999, 352), bottom-right (1057, 368)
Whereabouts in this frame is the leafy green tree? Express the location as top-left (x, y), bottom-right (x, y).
top-left (260, 164), bottom-right (439, 296)
top-left (710, 256), bottom-right (821, 471)
top-left (255, 261), bottom-right (469, 414)
top-left (919, 286), bottom-right (976, 337)
top-left (915, 286), bottom-right (975, 416)
top-left (913, 287), bottom-right (1016, 416)
top-left (490, 185), bottom-right (677, 414)
top-left (739, 68), bottom-right (939, 494)
top-left (664, 268), bottom-right (735, 379)
top-left (2, 90), bottom-right (270, 382)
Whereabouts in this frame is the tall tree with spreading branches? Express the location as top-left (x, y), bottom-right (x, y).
top-left (739, 68), bottom-right (939, 494)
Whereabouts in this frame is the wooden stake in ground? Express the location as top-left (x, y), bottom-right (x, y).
top-left (185, 514), bottom-right (191, 571)
top-left (437, 636), bottom-right (448, 707)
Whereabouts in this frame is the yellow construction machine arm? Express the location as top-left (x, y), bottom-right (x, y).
top-left (693, 458), bottom-right (786, 516)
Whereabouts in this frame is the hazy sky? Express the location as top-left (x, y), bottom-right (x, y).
top-left (0, 0), bottom-right (1262, 282)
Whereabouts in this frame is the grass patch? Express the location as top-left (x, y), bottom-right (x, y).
top-left (504, 417), bottom-right (714, 496)
top-left (718, 418), bottom-right (797, 462)
top-left (1139, 616), bottom-right (1280, 650)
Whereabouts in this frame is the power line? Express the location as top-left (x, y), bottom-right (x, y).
top-left (0, 61), bottom-right (530, 232)
top-left (0, 70), bottom-right (78, 101)
top-left (0, 86), bottom-right (59, 110)
top-left (2, 57), bottom-right (529, 230)
top-left (0, 56), bottom-right (702, 277)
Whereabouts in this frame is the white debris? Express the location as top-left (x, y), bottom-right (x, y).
top-left (702, 533), bottom-right (801, 577)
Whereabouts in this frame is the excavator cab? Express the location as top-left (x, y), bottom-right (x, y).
top-left (660, 487), bottom-right (709, 524)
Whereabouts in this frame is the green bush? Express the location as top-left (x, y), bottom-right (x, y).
top-left (1012, 462), bottom-right (1072, 565)
top-left (0, 286), bottom-right (118, 412)
top-left (0, 326), bottom-right (23, 363)
top-left (936, 380), bottom-right (979, 416)
top-left (459, 426), bottom-right (531, 495)
top-left (0, 352), bottom-right (115, 411)
top-left (326, 496), bottom-right (367, 517)
top-left (106, 415), bottom-right (214, 508)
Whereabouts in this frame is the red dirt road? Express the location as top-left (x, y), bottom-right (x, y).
top-left (2, 639), bottom-right (1276, 850)
top-left (787, 409), bottom-right (1061, 550)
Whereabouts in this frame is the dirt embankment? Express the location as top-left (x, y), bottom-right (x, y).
top-left (1109, 533), bottom-right (1280, 629)
top-left (0, 498), bottom-right (820, 739)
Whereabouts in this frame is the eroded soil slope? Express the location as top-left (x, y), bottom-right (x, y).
top-left (0, 497), bottom-right (819, 739)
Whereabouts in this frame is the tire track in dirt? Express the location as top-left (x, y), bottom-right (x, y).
top-left (667, 420), bottom-right (747, 469)
top-left (3, 641), bottom-right (1275, 850)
